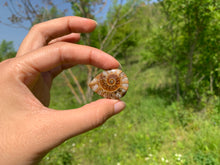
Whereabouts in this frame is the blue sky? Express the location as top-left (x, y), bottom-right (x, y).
top-left (0, 1), bottom-right (27, 50)
top-left (0, 0), bottom-right (157, 51)
top-left (0, 0), bottom-right (113, 50)
top-left (0, 1), bottom-right (75, 50)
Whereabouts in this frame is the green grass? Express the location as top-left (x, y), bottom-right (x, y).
top-left (40, 63), bottom-right (220, 165)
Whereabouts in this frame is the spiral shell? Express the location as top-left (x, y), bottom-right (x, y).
top-left (89, 69), bottom-right (129, 99)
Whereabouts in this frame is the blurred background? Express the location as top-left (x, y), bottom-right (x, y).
top-left (0, 0), bottom-right (219, 164)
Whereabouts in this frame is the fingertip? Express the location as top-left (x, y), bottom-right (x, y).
top-left (114, 101), bottom-right (126, 114)
top-left (70, 16), bottom-right (97, 33)
top-left (88, 19), bottom-right (97, 32)
top-left (94, 20), bottom-right (98, 26)
top-left (99, 54), bottom-right (120, 70)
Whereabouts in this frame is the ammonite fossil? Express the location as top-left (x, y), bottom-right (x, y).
top-left (89, 69), bottom-right (129, 99)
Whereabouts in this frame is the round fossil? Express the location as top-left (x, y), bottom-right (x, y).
top-left (89, 69), bottom-right (129, 99)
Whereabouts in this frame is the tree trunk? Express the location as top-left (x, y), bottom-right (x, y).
top-left (175, 69), bottom-right (180, 101)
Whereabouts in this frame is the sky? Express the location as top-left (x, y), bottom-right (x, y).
top-left (0, 0), bottom-right (113, 50)
top-left (0, 0), bottom-right (157, 51)
top-left (0, 1), bottom-right (75, 50)
top-left (0, 1), bottom-right (28, 50)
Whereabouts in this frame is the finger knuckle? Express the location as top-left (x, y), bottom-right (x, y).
top-left (30, 24), bottom-right (41, 33)
top-left (88, 48), bottom-right (96, 64)
top-left (30, 23), bottom-right (49, 43)
top-left (0, 58), bottom-right (18, 80)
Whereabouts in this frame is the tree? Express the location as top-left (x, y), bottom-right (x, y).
top-left (101, 0), bottom-right (138, 63)
top-left (67, 0), bottom-right (139, 102)
top-left (140, 0), bottom-right (220, 106)
top-left (1, 0), bottom-right (66, 30)
top-left (0, 40), bottom-right (16, 61)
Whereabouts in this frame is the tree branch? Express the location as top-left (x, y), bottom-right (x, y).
top-left (62, 72), bottom-right (82, 104)
top-left (68, 69), bottom-right (87, 104)
top-left (108, 31), bottom-right (134, 56)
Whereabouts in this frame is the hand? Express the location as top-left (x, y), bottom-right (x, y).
top-left (0, 16), bottom-right (126, 165)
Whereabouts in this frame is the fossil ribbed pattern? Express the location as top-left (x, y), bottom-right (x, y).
top-left (89, 69), bottom-right (129, 99)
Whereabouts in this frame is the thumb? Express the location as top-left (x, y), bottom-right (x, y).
top-left (42, 99), bottom-right (125, 147)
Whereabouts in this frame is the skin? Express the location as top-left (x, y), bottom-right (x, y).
top-left (0, 16), bottom-right (126, 165)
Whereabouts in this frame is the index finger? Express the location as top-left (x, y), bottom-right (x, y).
top-left (15, 42), bottom-right (119, 80)
top-left (17, 16), bottom-right (97, 56)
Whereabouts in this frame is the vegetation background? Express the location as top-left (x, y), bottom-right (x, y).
top-left (0, 0), bottom-right (219, 164)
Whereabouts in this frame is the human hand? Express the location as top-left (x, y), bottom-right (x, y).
top-left (0, 16), bottom-right (125, 165)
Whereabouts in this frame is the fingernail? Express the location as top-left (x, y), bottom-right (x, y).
top-left (114, 101), bottom-right (126, 114)
top-left (118, 62), bottom-right (123, 70)
top-left (94, 20), bottom-right (98, 25)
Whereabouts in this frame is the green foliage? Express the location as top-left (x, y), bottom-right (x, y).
top-left (40, 63), bottom-right (220, 165)
top-left (0, 40), bottom-right (16, 61)
top-left (69, 0), bottom-right (106, 19)
top-left (39, 1), bottom-right (219, 164)
top-left (104, 1), bottom-right (138, 61)
top-left (1, 0), bottom-right (219, 164)
top-left (135, 0), bottom-right (220, 107)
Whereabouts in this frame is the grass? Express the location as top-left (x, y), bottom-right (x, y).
top-left (40, 62), bottom-right (220, 165)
